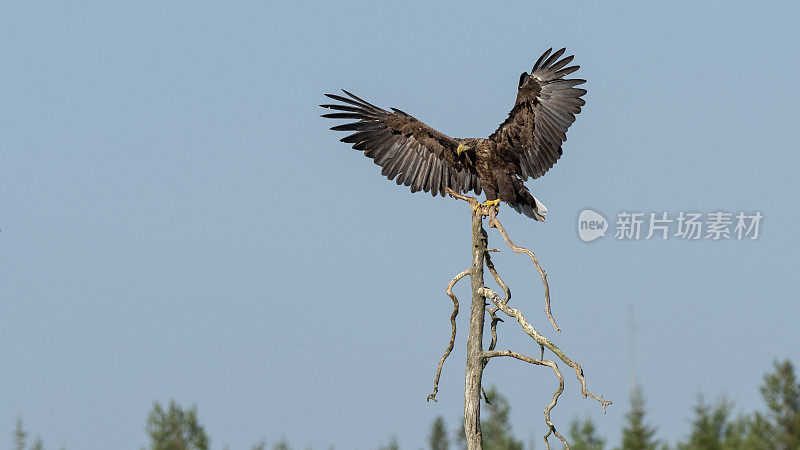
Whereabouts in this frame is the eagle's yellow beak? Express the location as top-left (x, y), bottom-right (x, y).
top-left (457, 143), bottom-right (468, 155)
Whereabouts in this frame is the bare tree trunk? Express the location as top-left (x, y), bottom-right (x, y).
top-left (429, 189), bottom-right (610, 450)
top-left (464, 208), bottom-right (487, 449)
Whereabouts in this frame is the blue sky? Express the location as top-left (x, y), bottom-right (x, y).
top-left (2, 1), bottom-right (799, 449)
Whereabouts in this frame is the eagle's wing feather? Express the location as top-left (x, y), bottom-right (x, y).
top-left (321, 90), bottom-right (481, 196)
top-left (489, 48), bottom-right (586, 181)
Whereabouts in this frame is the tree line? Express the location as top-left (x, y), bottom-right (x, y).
top-left (12, 359), bottom-right (799, 449)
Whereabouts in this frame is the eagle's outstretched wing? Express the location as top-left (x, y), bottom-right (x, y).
top-left (321, 90), bottom-right (481, 197)
top-left (489, 48), bottom-right (586, 181)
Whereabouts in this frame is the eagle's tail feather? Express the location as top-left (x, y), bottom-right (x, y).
top-left (507, 178), bottom-right (547, 222)
top-left (510, 196), bottom-right (547, 222)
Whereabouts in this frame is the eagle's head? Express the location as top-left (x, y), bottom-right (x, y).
top-left (456, 139), bottom-right (477, 156)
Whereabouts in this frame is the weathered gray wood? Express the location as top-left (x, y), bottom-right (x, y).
top-left (464, 208), bottom-right (487, 449)
top-left (441, 189), bottom-right (610, 449)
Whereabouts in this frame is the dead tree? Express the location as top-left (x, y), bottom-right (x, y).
top-left (426, 189), bottom-right (611, 450)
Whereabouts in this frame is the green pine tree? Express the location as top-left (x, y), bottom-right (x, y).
top-left (477, 387), bottom-right (524, 450)
top-left (677, 396), bottom-right (762, 450)
top-left (429, 416), bottom-right (449, 450)
top-left (12, 418), bottom-right (46, 450)
top-left (720, 414), bottom-right (765, 450)
top-left (14, 416), bottom-right (27, 450)
top-left (677, 396), bottom-right (732, 449)
top-left (30, 437), bottom-right (44, 450)
top-left (617, 386), bottom-right (659, 450)
top-left (568, 416), bottom-right (605, 450)
top-left (145, 400), bottom-right (210, 450)
top-left (377, 436), bottom-right (399, 450)
top-left (748, 359), bottom-right (800, 449)
top-left (249, 439), bottom-right (266, 450)
top-left (271, 437), bottom-right (291, 450)
top-left (14, 416), bottom-right (28, 450)
top-left (272, 438), bottom-right (292, 450)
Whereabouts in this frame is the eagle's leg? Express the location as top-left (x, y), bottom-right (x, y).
top-left (471, 199), bottom-right (500, 213)
top-left (475, 199), bottom-right (500, 217)
top-left (481, 189), bottom-right (501, 208)
top-left (474, 190), bottom-right (501, 215)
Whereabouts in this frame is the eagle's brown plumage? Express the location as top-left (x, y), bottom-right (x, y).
top-left (320, 48), bottom-right (586, 222)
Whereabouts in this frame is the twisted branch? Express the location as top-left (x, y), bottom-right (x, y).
top-left (487, 208), bottom-right (560, 332)
top-left (481, 257), bottom-right (503, 415)
top-left (481, 252), bottom-right (504, 371)
top-left (427, 268), bottom-right (469, 402)
top-left (483, 253), bottom-right (506, 356)
top-left (481, 304), bottom-right (502, 416)
top-left (483, 350), bottom-right (568, 450)
top-left (430, 188), bottom-right (610, 450)
top-left (486, 307), bottom-right (502, 355)
top-left (484, 251), bottom-right (510, 305)
top-left (446, 188), bottom-right (478, 205)
top-left (480, 286), bottom-right (611, 412)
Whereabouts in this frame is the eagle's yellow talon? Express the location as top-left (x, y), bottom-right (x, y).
top-left (483, 199), bottom-right (501, 208)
